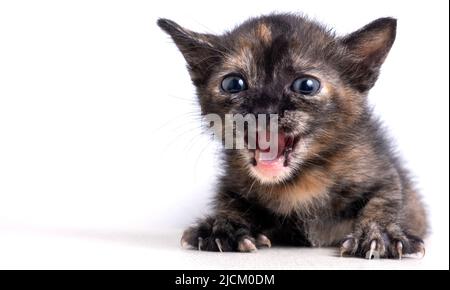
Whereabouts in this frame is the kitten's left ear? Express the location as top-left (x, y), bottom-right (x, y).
top-left (340, 17), bottom-right (397, 91)
top-left (157, 18), bottom-right (223, 83)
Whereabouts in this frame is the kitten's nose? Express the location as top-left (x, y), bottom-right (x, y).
top-left (251, 106), bottom-right (278, 116)
top-left (250, 106), bottom-right (281, 128)
top-left (250, 106), bottom-right (280, 125)
top-left (252, 96), bottom-right (279, 113)
top-left (247, 92), bottom-right (282, 117)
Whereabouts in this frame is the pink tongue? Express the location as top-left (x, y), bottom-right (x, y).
top-left (254, 147), bottom-right (285, 177)
top-left (255, 131), bottom-right (286, 162)
top-left (257, 131), bottom-right (286, 153)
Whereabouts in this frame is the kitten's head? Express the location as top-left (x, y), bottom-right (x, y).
top-left (158, 14), bottom-right (396, 185)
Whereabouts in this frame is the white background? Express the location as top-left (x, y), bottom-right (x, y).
top-left (0, 0), bottom-right (448, 269)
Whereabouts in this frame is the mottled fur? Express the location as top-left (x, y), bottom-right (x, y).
top-left (158, 14), bottom-right (428, 258)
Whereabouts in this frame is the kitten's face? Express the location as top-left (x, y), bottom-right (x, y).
top-left (158, 15), bottom-right (396, 184)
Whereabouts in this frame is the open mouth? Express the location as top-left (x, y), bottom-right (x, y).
top-left (247, 130), bottom-right (300, 177)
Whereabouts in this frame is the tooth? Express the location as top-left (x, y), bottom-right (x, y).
top-left (286, 137), bottom-right (292, 147)
top-left (283, 154), bottom-right (289, 167)
top-left (260, 152), bottom-right (276, 161)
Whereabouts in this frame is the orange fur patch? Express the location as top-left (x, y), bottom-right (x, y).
top-left (259, 168), bottom-right (332, 215)
top-left (255, 23), bottom-right (272, 44)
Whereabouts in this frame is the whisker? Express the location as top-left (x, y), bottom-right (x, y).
top-left (167, 94), bottom-right (198, 104)
top-left (160, 125), bottom-right (205, 154)
top-left (151, 111), bottom-right (201, 134)
top-left (193, 139), bottom-right (216, 181)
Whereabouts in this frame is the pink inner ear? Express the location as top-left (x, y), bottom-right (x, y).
top-left (342, 17), bottom-right (397, 68)
top-left (355, 32), bottom-right (391, 58)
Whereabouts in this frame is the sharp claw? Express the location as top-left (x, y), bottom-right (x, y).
top-left (418, 243), bottom-right (426, 259)
top-left (256, 234), bottom-right (271, 248)
top-left (198, 237), bottom-right (203, 251)
top-left (215, 238), bottom-right (223, 252)
top-left (340, 246), bottom-right (348, 257)
top-left (238, 238), bottom-right (257, 252)
top-left (396, 241), bottom-right (403, 260)
top-left (421, 246), bottom-right (426, 258)
top-left (180, 237), bottom-right (192, 249)
top-left (366, 240), bottom-right (377, 260)
top-left (340, 238), bottom-right (353, 257)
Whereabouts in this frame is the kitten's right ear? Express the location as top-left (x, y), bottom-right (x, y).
top-left (157, 18), bottom-right (223, 81)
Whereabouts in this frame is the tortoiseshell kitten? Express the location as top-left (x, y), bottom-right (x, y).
top-left (157, 14), bottom-right (428, 259)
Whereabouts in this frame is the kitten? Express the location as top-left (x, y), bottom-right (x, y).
top-left (157, 14), bottom-right (428, 259)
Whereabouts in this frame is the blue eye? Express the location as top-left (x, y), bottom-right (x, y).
top-left (221, 75), bottom-right (247, 93)
top-left (291, 77), bottom-right (321, 95)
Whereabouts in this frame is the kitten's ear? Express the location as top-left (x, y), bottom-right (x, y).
top-left (157, 18), bottom-right (223, 82)
top-left (340, 17), bottom-right (397, 91)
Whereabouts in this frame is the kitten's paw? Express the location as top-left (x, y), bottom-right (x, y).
top-left (180, 217), bottom-right (270, 252)
top-left (339, 222), bottom-right (425, 259)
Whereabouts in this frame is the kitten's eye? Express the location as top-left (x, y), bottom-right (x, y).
top-left (291, 77), bottom-right (321, 96)
top-left (221, 75), bottom-right (247, 93)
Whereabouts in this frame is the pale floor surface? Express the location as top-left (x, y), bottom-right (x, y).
top-left (0, 226), bottom-right (447, 270)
